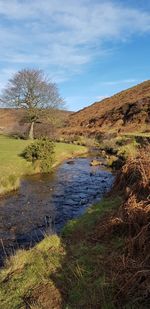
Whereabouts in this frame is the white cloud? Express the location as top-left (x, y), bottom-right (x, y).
top-left (0, 0), bottom-right (150, 85)
top-left (0, 68), bottom-right (17, 93)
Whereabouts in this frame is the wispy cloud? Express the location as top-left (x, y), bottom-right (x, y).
top-left (100, 79), bottom-right (138, 86)
top-left (0, 0), bottom-right (150, 85)
top-left (0, 68), bottom-right (18, 92)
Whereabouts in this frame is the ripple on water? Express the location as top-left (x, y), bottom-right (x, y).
top-left (0, 157), bottom-right (114, 265)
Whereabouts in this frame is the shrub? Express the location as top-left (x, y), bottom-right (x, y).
top-left (95, 133), bottom-right (104, 144)
top-left (116, 136), bottom-right (134, 146)
top-left (100, 139), bottom-right (118, 155)
top-left (11, 132), bottom-right (28, 140)
top-left (22, 138), bottom-right (55, 173)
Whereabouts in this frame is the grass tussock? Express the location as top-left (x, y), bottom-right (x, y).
top-left (100, 135), bottom-right (139, 159)
top-left (111, 146), bottom-right (150, 307)
top-left (0, 196), bottom-right (123, 309)
top-left (0, 174), bottom-right (20, 195)
top-left (0, 235), bottom-right (64, 309)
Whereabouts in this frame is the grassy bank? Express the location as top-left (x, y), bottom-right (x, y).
top-left (0, 135), bottom-right (87, 195)
top-left (0, 136), bottom-right (149, 308)
top-left (0, 195), bottom-right (123, 309)
top-left (0, 144), bottom-right (149, 308)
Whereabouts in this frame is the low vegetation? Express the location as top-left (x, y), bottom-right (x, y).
top-left (101, 135), bottom-right (149, 174)
top-left (0, 135), bottom-right (33, 194)
top-left (100, 135), bottom-right (138, 158)
top-left (59, 135), bottom-right (98, 147)
top-left (0, 135), bottom-right (87, 195)
top-left (0, 195), bottom-right (123, 309)
top-left (22, 138), bottom-right (55, 173)
top-left (122, 131), bottom-right (150, 138)
top-left (61, 80), bottom-right (150, 138)
top-left (1, 142), bottom-right (149, 308)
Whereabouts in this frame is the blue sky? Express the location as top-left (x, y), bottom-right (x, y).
top-left (0, 0), bottom-right (150, 111)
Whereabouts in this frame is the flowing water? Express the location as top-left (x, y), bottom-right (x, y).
top-left (0, 156), bottom-right (114, 265)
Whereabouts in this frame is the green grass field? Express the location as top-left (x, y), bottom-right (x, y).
top-left (0, 135), bottom-right (87, 194)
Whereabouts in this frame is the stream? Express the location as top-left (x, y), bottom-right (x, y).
top-left (0, 156), bottom-right (114, 265)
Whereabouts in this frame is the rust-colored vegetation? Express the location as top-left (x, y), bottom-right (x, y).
top-left (112, 146), bottom-right (150, 307)
top-left (61, 80), bottom-right (150, 138)
top-left (90, 146), bottom-right (150, 307)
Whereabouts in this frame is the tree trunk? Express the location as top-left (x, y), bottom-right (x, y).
top-left (29, 121), bottom-right (34, 139)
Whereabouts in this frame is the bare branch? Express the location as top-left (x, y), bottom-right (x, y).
top-left (0, 68), bottom-right (65, 110)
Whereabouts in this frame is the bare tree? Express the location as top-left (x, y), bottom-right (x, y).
top-left (0, 68), bottom-right (65, 139)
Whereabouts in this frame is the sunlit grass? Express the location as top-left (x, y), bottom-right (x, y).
top-left (0, 196), bottom-right (122, 309)
top-left (54, 142), bottom-right (88, 166)
top-left (0, 235), bottom-right (64, 309)
top-left (121, 131), bottom-right (150, 138)
top-left (117, 139), bottom-right (138, 159)
top-left (0, 135), bottom-right (87, 194)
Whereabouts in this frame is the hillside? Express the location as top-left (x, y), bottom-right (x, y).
top-left (61, 80), bottom-right (150, 137)
top-left (0, 108), bottom-right (70, 138)
top-left (1, 81), bottom-right (150, 139)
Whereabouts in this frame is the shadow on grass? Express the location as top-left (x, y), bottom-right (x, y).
top-left (0, 196), bottom-right (123, 309)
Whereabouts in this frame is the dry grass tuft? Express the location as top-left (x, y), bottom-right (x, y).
top-left (111, 146), bottom-right (150, 307)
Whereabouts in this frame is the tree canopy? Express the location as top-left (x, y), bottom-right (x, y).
top-left (0, 68), bottom-right (65, 139)
top-left (0, 68), bottom-right (64, 110)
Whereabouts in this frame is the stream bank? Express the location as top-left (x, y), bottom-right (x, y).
top-left (0, 144), bottom-right (149, 309)
top-left (0, 135), bottom-right (88, 196)
top-left (0, 156), bottom-right (114, 266)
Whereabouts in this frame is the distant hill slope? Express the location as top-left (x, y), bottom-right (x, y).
top-left (61, 80), bottom-right (150, 137)
top-left (0, 108), bottom-right (70, 138)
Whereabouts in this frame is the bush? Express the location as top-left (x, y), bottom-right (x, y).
top-left (22, 138), bottom-right (55, 173)
top-left (100, 139), bottom-right (118, 155)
